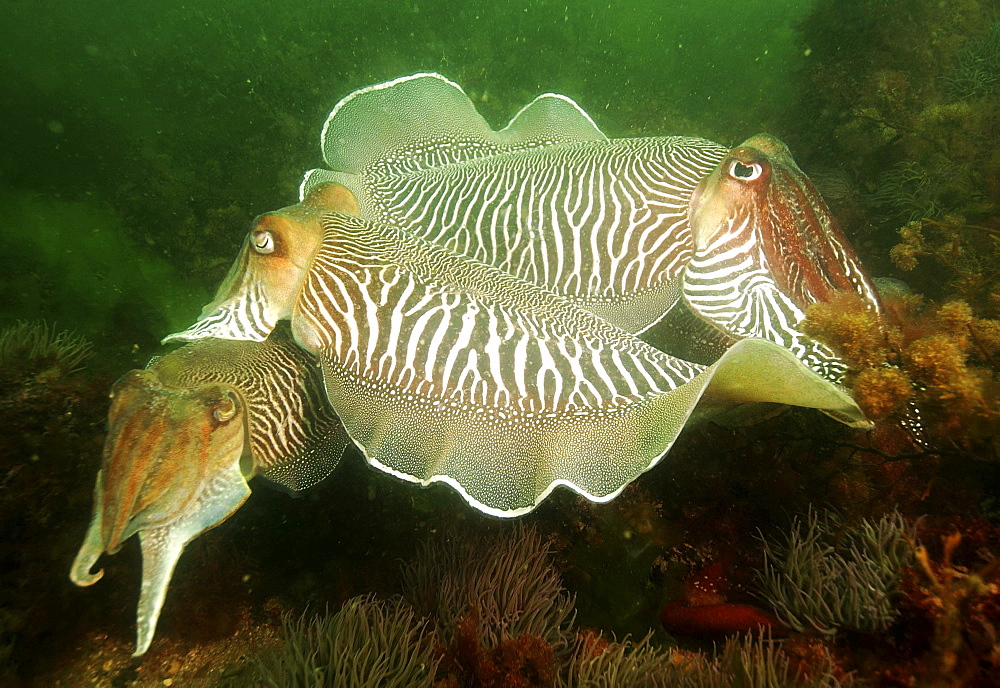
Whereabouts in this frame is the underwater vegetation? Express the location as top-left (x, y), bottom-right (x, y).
top-left (881, 519), bottom-right (1000, 686)
top-left (791, 0), bottom-right (999, 258)
top-left (756, 508), bottom-right (912, 635)
top-left (258, 525), bottom-right (851, 688)
top-left (257, 596), bottom-right (438, 688)
top-left (562, 631), bottom-right (847, 688)
top-left (0, 319), bottom-right (101, 461)
top-left (908, 533), bottom-right (1000, 684)
top-left (786, 1), bottom-right (1000, 505)
top-left (889, 217), bottom-right (1000, 317)
top-left (943, 22), bottom-right (1000, 100)
top-left (803, 288), bottom-right (1000, 454)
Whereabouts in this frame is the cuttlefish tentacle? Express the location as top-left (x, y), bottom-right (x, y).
top-left (70, 325), bottom-right (347, 656)
top-left (70, 472), bottom-right (107, 586)
top-left (134, 457), bottom-right (250, 657)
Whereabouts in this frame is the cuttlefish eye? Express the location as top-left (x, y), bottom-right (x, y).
top-left (729, 160), bottom-right (763, 181)
top-left (213, 393), bottom-right (238, 422)
top-left (252, 230), bottom-right (276, 254)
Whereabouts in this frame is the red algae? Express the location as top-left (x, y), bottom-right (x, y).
top-left (437, 608), bottom-right (558, 688)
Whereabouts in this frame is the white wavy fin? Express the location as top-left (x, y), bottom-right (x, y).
top-left (320, 72), bottom-right (605, 175)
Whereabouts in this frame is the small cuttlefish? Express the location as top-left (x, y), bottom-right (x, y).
top-left (70, 324), bottom-right (347, 656)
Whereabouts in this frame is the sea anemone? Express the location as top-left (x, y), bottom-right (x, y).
top-left (561, 631), bottom-right (848, 687)
top-left (561, 632), bottom-right (684, 687)
top-left (401, 524), bottom-right (577, 654)
top-left (943, 22), bottom-right (1000, 99)
top-left (709, 632), bottom-right (847, 688)
top-left (256, 595), bottom-right (438, 688)
top-left (0, 320), bottom-right (93, 385)
top-left (756, 508), bottom-right (913, 635)
top-left (870, 161), bottom-right (941, 224)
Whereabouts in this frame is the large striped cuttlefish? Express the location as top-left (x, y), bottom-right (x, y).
top-left (171, 73), bottom-right (881, 382)
top-left (295, 73), bottom-right (881, 380)
top-left (70, 324), bottom-right (347, 657)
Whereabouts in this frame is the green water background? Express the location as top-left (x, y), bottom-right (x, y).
top-left (0, 0), bottom-right (814, 363)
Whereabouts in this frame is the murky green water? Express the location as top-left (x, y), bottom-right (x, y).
top-left (5, 1), bottom-right (1000, 684)
top-left (0, 0), bottom-right (814, 359)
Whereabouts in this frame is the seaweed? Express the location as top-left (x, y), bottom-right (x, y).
top-left (789, 0), bottom-right (999, 268)
top-left (892, 528), bottom-right (1000, 685)
top-left (803, 289), bottom-right (1000, 451)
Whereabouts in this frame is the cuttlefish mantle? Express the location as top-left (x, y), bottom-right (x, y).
top-left (298, 74), bottom-right (883, 383)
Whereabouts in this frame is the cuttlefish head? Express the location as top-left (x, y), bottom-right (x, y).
top-left (684, 134), bottom-right (882, 379)
top-left (70, 368), bottom-right (251, 657)
top-left (164, 182), bottom-right (359, 344)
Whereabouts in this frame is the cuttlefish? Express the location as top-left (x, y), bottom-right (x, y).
top-left (283, 73), bottom-right (881, 380)
top-left (161, 74), bottom-right (881, 514)
top-left (169, 194), bottom-right (869, 518)
top-left (70, 324), bottom-right (347, 656)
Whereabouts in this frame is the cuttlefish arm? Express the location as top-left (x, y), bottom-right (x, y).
top-left (70, 326), bottom-right (347, 656)
top-left (684, 134), bottom-right (883, 381)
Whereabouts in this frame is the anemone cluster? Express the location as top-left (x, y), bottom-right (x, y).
top-left (400, 525), bottom-right (578, 654)
top-left (756, 508), bottom-right (912, 635)
top-left (257, 525), bottom-right (852, 688)
top-left (944, 22), bottom-right (1000, 99)
top-left (0, 320), bottom-right (93, 385)
top-left (870, 161), bottom-right (942, 224)
top-left (257, 596), bottom-right (438, 688)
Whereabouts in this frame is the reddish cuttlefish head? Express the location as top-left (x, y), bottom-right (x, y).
top-left (685, 134), bottom-right (882, 381)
